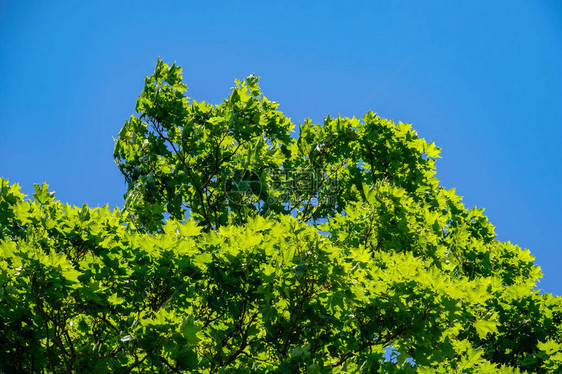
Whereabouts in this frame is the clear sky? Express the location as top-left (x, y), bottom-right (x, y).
top-left (1, 1), bottom-right (561, 294)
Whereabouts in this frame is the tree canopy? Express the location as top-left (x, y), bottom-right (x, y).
top-left (1, 58), bottom-right (561, 373)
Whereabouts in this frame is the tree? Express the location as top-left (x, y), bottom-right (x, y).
top-left (1, 58), bottom-right (561, 373)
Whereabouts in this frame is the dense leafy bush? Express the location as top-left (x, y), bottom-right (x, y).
top-left (1, 59), bottom-right (561, 373)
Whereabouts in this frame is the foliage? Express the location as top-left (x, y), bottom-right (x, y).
top-left (1, 59), bottom-right (561, 373)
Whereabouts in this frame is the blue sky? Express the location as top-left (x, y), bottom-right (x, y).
top-left (1, 1), bottom-right (561, 294)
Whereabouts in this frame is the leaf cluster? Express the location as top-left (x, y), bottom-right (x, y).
top-left (1, 59), bottom-right (561, 373)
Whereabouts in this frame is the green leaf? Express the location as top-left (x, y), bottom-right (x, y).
top-left (178, 219), bottom-right (202, 237)
top-left (180, 315), bottom-right (200, 344)
top-left (32, 183), bottom-right (55, 205)
top-left (175, 349), bottom-right (198, 370)
top-left (473, 319), bottom-right (498, 339)
top-left (108, 293), bottom-right (125, 305)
